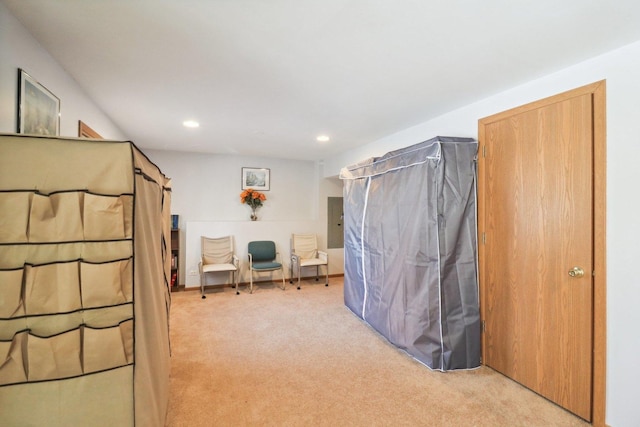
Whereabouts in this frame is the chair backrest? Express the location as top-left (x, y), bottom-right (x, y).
top-left (248, 241), bottom-right (276, 262)
top-left (292, 234), bottom-right (318, 259)
top-left (201, 236), bottom-right (234, 265)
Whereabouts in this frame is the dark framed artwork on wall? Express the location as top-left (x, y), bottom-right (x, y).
top-left (241, 167), bottom-right (270, 191)
top-left (17, 68), bottom-right (60, 136)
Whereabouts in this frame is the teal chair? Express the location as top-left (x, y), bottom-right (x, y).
top-left (247, 241), bottom-right (286, 293)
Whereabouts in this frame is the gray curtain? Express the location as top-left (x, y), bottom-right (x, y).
top-left (340, 136), bottom-right (480, 371)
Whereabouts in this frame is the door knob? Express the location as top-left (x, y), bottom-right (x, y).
top-left (568, 267), bottom-right (585, 278)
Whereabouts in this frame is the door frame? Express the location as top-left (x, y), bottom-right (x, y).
top-left (477, 81), bottom-right (606, 425)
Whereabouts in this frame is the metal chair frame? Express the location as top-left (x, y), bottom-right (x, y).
top-left (199, 235), bottom-right (239, 298)
top-left (289, 233), bottom-right (329, 290)
top-left (247, 240), bottom-right (286, 293)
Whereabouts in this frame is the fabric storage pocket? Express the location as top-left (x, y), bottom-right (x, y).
top-left (119, 318), bottom-right (134, 364)
top-left (28, 328), bottom-right (82, 382)
top-left (83, 319), bottom-right (133, 374)
top-left (0, 330), bottom-right (28, 385)
top-left (25, 312), bottom-right (84, 340)
top-left (0, 318), bottom-right (29, 342)
top-left (0, 268), bottom-right (25, 318)
top-left (82, 304), bottom-right (133, 331)
top-left (22, 241), bottom-right (133, 267)
top-left (24, 261), bottom-right (81, 315)
top-left (80, 258), bottom-right (133, 308)
top-left (28, 192), bottom-right (83, 242)
top-left (0, 192), bottom-right (31, 243)
top-left (83, 194), bottom-right (131, 240)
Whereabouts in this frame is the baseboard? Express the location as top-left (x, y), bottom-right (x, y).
top-left (187, 274), bottom-right (344, 292)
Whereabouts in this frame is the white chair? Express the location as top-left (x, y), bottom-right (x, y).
top-left (199, 236), bottom-right (239, 298)
top-left (290, 233), bottom-right (328, 290)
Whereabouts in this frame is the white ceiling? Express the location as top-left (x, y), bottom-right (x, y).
top-left (4, 0), bottom-right (640, 161)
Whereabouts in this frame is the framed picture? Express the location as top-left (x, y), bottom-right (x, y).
top-left (78, 120), bottom-right (102, 138)
top-left (242, 167), bottom-right (270, 191)
top-left (17, 69), bottom-right (60, 136)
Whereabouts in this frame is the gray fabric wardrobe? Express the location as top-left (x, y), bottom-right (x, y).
top-left (340, 136), bottom-right (480, 371)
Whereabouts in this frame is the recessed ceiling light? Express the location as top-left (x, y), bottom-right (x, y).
top-left (316, 135), bottom-right (330, 142)
top-left (183, 120), bottom-right (200, 128)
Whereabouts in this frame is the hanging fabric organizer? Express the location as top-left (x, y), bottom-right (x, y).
top-left (0, 134), bottom-right (172, 426)
top-left (340, 136), bottom-right (480, 371)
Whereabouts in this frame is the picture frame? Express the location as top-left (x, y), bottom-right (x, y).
top-left (242, 167), bottom-right (270, 191)
top-left (78, 120), bottom-right (102, 138)
top-left (17, 69), bottom-right (60, 136)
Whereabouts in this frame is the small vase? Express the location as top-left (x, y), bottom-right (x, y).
top-left (250, 209), bottom-right (257, 221)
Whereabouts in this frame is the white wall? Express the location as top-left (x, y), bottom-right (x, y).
top-left (145, 150), bottom-right (344, 287)
top-left (324, 40), bottom-right (640, 427)
top-left (0, 2), bottom-right (125, 139)
top-left (144, 150), bottom-right (319, 223)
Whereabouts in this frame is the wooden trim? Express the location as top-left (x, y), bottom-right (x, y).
top-left (478, 80), bottom-right (606, 425)
top-left (477, 110), bottom-right (488, 369)
top-left (78, 120), bottom-right (103, 139)
top-left (591, 81), bottom-right (607, 427)
top-left (478, 82), bottom-right (604, 125)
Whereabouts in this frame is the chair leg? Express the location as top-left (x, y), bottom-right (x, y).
top-left (280, 267), bottom-right (286, 290)
top-left (250, 270), bottom-right (254, 294)
top-left (315, 265), bottom-right (319, 281)
top-left (325, 264), bottom-right (329, 286)
top-left (297, 264), bottom-right (301, 290)
top-left (234, 271), bottom-right (239, 295)
top-left (289, 258), bottom-right (294, 284)
top-left (201, 273), bottom-right (206, 299)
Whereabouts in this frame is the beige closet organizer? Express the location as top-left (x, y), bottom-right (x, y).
top-left (0, 134), bottom-right (172, 426)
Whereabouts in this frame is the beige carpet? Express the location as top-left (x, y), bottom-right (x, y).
top-left (165, 278), bottom-right (588, 426)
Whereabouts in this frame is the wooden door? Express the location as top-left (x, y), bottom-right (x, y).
top-left (478, 82), bottom-right (606, 422)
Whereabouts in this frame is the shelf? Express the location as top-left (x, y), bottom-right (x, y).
top-left (170, 228), bottom-right (180, 291)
